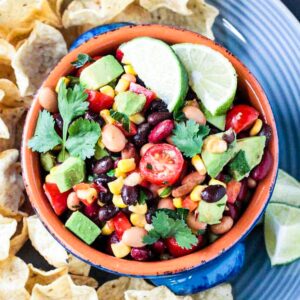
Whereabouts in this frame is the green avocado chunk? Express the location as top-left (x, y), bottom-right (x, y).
top-left (202, 130), bottom-right (239, 178)
top-left (115, 91), bottom-right (146, 116)
top-left (228, 136), bottom-right (266, 181)
top-left (198, 195), bottom-right (227, 225)
top-left (51, 156), bottom-right (85, 192)
top-left (40, 152), bottom-right (55, 172)
top-left (201, 104), bottom-right (226, 131)
top-left (65, 211), bottom-right (101, 245)
top-left (80, 55), bottom-right (123, 90)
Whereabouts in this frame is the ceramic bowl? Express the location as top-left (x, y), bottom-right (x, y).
top-left (22, 24), bottom-right (278, 294)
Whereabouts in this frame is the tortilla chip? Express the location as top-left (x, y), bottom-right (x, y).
top-left (31, 274), bottom-right (98, 300)
top-left (9, 217), bottom-right (29, 256)
top-left (0, 214), bottom-right (17, 261)
top-left (70, 274), bottom-right (99, 289)
top-left (97, 277), bottom-right (154, 300)
top-left (0, 149), bottom-right (24, 216)
top-left (27, 215), bottom-right (68, 268)
top-left (0, 288), bottom-right (30, 300)
top-left (68, 254), bottom-right (91, 276)
top-left (140, 0), bottom-right (192, 15)
top-left (191, 284), bottom-right (233, 300)
top-left (125, 286), bottom-right (192, 300)
top-left (25, 264), bottom-right (68, 293)
top-left (0, 256), bottom-right (29, 291)
top-left (0, 39), bottom-right (16, 62)
top-left (0, 118), bottom-right (9, 139)
top-left (0, 107), bottom-right (26, 151)
top-left (62, 0), bottom-right (134, 28)
top-left (12, 21), bottom-right (67, 96)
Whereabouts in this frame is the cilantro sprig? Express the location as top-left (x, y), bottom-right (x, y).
top-left (171, 120), bottom-right (210, 158)
top-left (71, 53), bottom-right (94, 68)
top-left (109, 110), bottom-right (130, 132)
top-left (143, 211), bottom-right (198, 249)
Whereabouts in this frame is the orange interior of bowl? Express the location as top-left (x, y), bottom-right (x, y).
top-left (22, 25), bottom-right (278, 276)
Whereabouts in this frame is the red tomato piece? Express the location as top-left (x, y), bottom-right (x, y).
top-left (166, 235), bottom-right (205, 258)
top-left (182, 196), bottom-right (198, 212)
top-left (114, 121), bottom-right (137, 137)
top-left (86, 90), bottom-right (114, 113)
top-left (226, 180), bottom-right (242, 204)
top-left (139, 144), bottom-right (184, 185)
top-left (43, 183), bottom-right (70, 215)
top-left (129, 82), bottom-right (156, 110)
top-left (115, 49), bottom-right (124, 61)
top-left (113, 212), bottom-right (132, 239)
top-left (226, 104), bottom-right (259, 133)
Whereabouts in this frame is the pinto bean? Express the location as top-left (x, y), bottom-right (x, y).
top-left (67, 192), bottom-right (81, 211)
top-left (102, 124), bottom-right (127, 152)
top-left (210, 216), bottom-right (234, 234)
top-left (172, 182), bottom-right (195, 198)
top-left (39, 87), bottom-right (58, 113)
top-left (122, 227), bottom-right (147, 248)
top-left (183, 106), bottom-right (206, 125)
top-left (182, 172), bottom-right (206, 185)
top-left (186, 212), bottom-right (207, 231)
top-left (157, 198), bottom-right (175, 210)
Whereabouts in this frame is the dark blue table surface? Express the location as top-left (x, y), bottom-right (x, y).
top-left (283, 0), bottom-right (300, 20)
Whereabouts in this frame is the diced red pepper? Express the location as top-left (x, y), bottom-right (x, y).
top-left (182, 196), bottom-right (198, 212)
top-left (114, 121), bottom-right (137, 137)
top-left (227, 180), bottom-right (242, 204)
top-left (113, 212), bottom-right (132, 239)
top-left (115, 49), bottom-right (124, 62)
top-left (43, 183), bottom-right (70, 215)
top-left (129, 82), bottom-right (156, 110)
top-left (86, 90), bottom-right (114, 113)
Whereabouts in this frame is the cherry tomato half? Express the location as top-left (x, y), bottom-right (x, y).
top-left (129, 82), bottom-right (156, 110)
top-left (113, 212), bottom-right (131, 239)
top-left (225, 104), bottom-right (259, 133)
top-left (139, 144), bottom-right (184, 185)
top-left (86, 90), bottom-right (114, 113)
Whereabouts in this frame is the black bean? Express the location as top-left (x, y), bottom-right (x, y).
top-left (98, 205), bottom-right (119, 222)
top-left (94, 174), bottom-right (115, 186)
top-left (147, 112), bottom-right (172, 126)
top-left (201, 185), bottom-right (226, 203)
top-left (131, 247), bottom-right (152, 261)
top-left (99, 192), bottom-right (112, 204)
top-left (222, 129), bottom-right (235, 144)
top-left (93, 157), bottom-right (114, 175)
top-left (85, 111), bottom-right (104, 127)
top-left (258, 123), bottom-right (272, 145)
top-left (147, 100), bottom-right (168, 114)
top-left (121, 185), bottom-right (139, 205)
top-left (133, 123), bottom-right (151, 147)
top-left (53, 113), bottom-right (63, 131)
top-left (145, 206), bottom-right (156, 224)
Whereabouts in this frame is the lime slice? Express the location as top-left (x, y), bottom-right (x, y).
top-left (264, 202), bottom-right (300, 266)
top-left (172, 43), bottom-right (237, 116)
top-left (120, 37), bottom-right (188, 112)
top-left (271, 169), bottom-right (300, 207)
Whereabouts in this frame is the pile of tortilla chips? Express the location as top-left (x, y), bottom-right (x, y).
top-left (0, 1), bottom-right (232, 299)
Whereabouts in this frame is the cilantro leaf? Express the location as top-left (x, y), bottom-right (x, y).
top-left (58, 82), bottom-right (89, 159)
top-left (172, 120), bottom-right (210, 157)
top-left (138, 190), bottom-right (147, 204)
top-left (109, 110), bottom-right (130, 132)
top-left (71, 53), bottom-right (94, 68)
top-left (65, 118), bottom-right (100, 160)
top-left (143, 211), bottom-right (198, 249)
top-left (28, 110), bottom-right (62, 153)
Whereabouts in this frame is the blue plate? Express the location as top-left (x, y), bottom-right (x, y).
top-left (208, 0), bottom-right (300, 299)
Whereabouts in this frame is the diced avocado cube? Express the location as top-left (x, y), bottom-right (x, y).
top-left (51, 156), bottom-right (85, 192)
top-left (228, 136), bottom-right (266, 181)
top-left (40, 152), bottom-right (56, 172)
top-left (115, 91), bottom-right (146, 116)
top-left (201, 104), bottom-right (226, 131)
top-left (202, 130), bottom-right (239, 178)
top-left (80, 55), bottom-right (124, 90)
top-left (198, 195), bottom-right (227, 225)
top-left (65, 211), bottom-right (101, 245)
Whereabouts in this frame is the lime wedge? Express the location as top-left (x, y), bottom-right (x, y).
top-left (271, 169), bottom-right (300, 207)
top-left (172, 43), bottom-right (237, 116)
top-left (264, 202), bottom-right (300, 266)
top-left (120, 37), bottom-right (188, 112)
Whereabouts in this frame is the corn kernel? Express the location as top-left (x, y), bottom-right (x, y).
top-left (114, 167), bottom-right (126, 178)
top-left (191, 155), bottom-right (207, 175)
top-left (100, 109), bottom-right (115, 124)
top-left (108, 177), bottom-right (124, 195)
top-left (118, 158), bottom-right (136, 173)
top-left (173, 197), bottom-right (183, 208)
top-left (115, 78), bottom-right (130, 93)
top-left (100, 85), bottom-right (115, 98)
top-left (130, 213), bottom-right (147, 227)
top-left (122, 73), bottom-right (136, 83)
top-left (45, 174), bottom-right (55, 184)
top-left (190, 185), bottom-right (207, 202)
top-left (112, 195), bottom-right (127, 208)
top-left (124, 172), bottom-right (142, 186)
top-left (158, 186), bottom-right (172, 198)
top-left (129, 203), bottom-right (147, 215)
top-left (111, 241), bottom-right (131, 258)
top-left (55, 76), bottom-right (70, 93)
top-left (130, 113), bottom-right (145, 125)
top-left (203, 136), bottom-right (227, 154)
top-left (209, 179), bottom-right (226, 188)
top-left (124, 64), bottom-right (137, 75)
top-left (97, 138), bottom-right (105, 148)
top-left (250, 119), bottom-right (263, 136)
top-left (102, 222), bottom-right (115, 235)
top-left (76, 188), bottom-right (97, 205)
